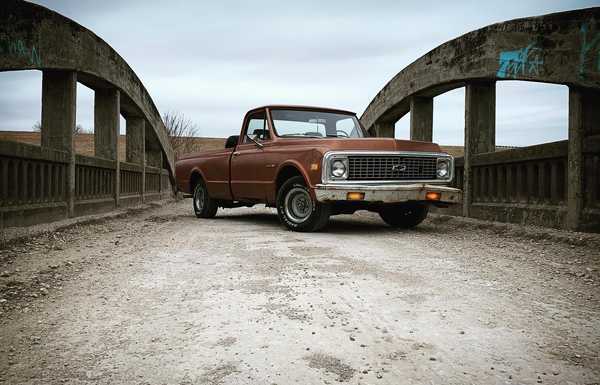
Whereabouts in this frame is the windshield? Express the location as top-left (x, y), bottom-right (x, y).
top-left (270, 109), bottom-right (364, 138)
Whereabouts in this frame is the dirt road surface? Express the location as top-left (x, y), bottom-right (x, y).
top-left (1, 200), bottom-right (599, 385)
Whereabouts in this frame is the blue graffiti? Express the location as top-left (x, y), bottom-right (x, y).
top-left (0, 37), bottom-right (41, 67)
top-left (579, 23), bottom-right (600, 78)
top-left (496, 43), bottom-right (544, 79)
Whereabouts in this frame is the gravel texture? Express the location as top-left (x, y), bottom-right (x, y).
top-left (0, 200), bottom-right (599, 384)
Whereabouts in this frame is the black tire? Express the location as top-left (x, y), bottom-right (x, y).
top-left (193, 178), bottom-right (218, 218)
top-left (379, 203), bottom-right (428, 228)
top-left (276, 176), bottom-right (330, 232)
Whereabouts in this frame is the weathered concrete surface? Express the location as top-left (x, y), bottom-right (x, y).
top-left (94, 89), bottom-right (120, 161)
top-left (40, 71), bottom-right (76, 154)
top-left (360, 7), bottom-right (600, 132)
top-left (409, 96), bottom-right (433, 142)
top-left (1, 201), bottom-right (599, 384)
top-left (0, 0), bottom-right (175, 177)
top-left (463, 81), bottom-right (496, 217)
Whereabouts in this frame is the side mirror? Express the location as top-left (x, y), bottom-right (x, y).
top-left (225, 135), bottom-right (239, 149)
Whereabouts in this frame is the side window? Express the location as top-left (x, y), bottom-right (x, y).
top-left (243, 110), bottom-right (270, 143)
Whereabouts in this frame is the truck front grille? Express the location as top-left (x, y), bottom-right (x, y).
top-left (347, 155), bottom-right (437, 181)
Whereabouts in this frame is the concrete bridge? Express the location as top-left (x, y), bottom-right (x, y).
top-left (360, 7), bottom-right (600, 232)
top-left (0, 0), bottom-right (175, 227)
top-left (1, 2), bottom-right (599, 232)
top-left (1, 5), bottom-right (600, 384)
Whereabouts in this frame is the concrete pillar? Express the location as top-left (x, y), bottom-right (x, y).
top-left (146, 149), bottom-right (163, 168)
top-left (94, 88), bottom-right (120, 206)
top-left (463, 81), bottom-right (496, 217)
top-left (41, 70), bottom-right (77, 217)
top-left (126, 117), bottom-right (146, 201)
top-left (409, 96), bottom-right (433, 142)
top-left (567, 87), bottom-right (600, 231)
top-left (126, 117), bottom-right (145, 164)
top-left (372, 120), bottom-right (395, 138)
top-left (94, 89), bottom-right (120, 160)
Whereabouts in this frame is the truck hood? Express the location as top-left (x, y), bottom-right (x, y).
top-left (274, 137), bottom-right (444, 154)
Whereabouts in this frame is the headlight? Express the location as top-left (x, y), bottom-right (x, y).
top-left (331, 160), bottom-right (347, 178)
top-left (436, 158), bottom-right (450, 178)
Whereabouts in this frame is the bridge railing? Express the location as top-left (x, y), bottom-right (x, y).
top-left (120, 162), bottom-right (143, 197)
top-left (447, 140), bottom-right (600, 229)
top-left (0, 140), bottom-right (171, 227)
top-left (0, 141), bottom-right (69, 209)
top-left (75, 155), bottom-right (115, 202)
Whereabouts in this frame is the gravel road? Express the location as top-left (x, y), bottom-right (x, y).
top-left (1, 200), bottom-right (599, 385)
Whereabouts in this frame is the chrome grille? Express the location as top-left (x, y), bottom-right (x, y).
top-left (347, 156), bottom-right (437, 181)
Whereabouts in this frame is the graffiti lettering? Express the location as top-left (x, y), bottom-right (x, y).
top-left (0, 37), bottom-right (41, 67)
top-left (496, 43), bottom-right (544, 79)
top-left (579, 23), bottom-right (600, 78)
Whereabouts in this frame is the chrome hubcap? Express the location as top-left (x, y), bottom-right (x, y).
top-left (194, 184), bottom-right (205, 212)
top-left (284, 187), bottom-right (313, 224)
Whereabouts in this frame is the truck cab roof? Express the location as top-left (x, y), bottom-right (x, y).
top-left (248, 105), bottom-right (357, 116)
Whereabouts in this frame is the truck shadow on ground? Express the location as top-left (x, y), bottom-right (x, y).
top-left (211, 211), bottom-right (434, 235)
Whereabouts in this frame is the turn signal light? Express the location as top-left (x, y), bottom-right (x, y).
top-left (426, 191), bottom-right (441, 201)
top-left (347, 192), bottom-right (365, 201)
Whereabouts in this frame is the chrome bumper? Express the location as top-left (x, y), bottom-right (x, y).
top-left (314, 183), bottom-right (462, 204)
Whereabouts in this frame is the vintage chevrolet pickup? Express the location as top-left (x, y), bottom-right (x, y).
top-left (175, 105), bottom-right (461, 232)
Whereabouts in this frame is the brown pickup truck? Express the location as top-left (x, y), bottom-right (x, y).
top-left (175, 105), bottom-right (461, 232)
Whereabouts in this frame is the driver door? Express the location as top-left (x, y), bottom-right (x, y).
top-left (230, 109), bottom-right (270, 200)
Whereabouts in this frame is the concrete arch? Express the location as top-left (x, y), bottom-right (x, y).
top-left (360, 7), bottom-right (600, 232)
top-left (0, 0), bottom-right (175, 176)
top-left (360, 7), bottom-right (600, 136)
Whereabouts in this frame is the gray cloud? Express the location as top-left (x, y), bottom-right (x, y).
top-left (0, 0), bottom-right (595, 145)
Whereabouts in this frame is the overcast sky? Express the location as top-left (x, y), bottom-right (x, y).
top-left (0, 0), bottom-right (596, 146)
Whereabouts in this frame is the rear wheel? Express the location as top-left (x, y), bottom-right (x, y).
top-left (277, 176), bottom-right (330, 232)
top-left (379, 203), bottom-right (428, 228)
top-left (193, 179), bottom-right (218, 218)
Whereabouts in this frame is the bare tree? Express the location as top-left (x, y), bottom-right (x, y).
top-left (32, 121), bottom-right (41, 132)
top-left (162, 111), bottom-right (200, 157)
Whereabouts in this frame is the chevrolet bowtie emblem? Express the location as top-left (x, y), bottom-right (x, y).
top-left (391, 163), bottom-right (407, 172)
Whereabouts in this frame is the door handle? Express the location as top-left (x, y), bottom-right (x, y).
top-left (232, 152), bottom-right (240, 157)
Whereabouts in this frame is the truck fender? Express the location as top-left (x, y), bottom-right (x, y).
top-left (273, 160), bottom-right (315, 200)
top-left (189, 167), bottom-right (208, 193)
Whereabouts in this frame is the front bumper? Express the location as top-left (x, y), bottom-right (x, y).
top-left (314, 183), bottom-right (462, 204)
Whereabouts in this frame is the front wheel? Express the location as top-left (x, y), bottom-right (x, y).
top-left (276, 176), bottom-right (330, 232)
top-left (379, 203), bottom-right (428, 228)
top-left (193, 179), bottom-right (218, 218)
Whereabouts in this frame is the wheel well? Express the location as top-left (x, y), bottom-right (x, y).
top-left (190, 171), bottom-right (202, 192)
top-left (276, 165), bottom-right (303, 191)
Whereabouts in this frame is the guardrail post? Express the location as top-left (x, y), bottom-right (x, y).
top-left (126, 117), bottom-right (146, 202)
top-left (567, 87), bottom-right (600, 231)
top-left (410, 96), bottom-right (433, 142)
top-left (463, 81), bottom-right (496, 217)
top-left (41, 70), bottom-right (77, 218)
top-left (94, 88), bottom-right (120, 207)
